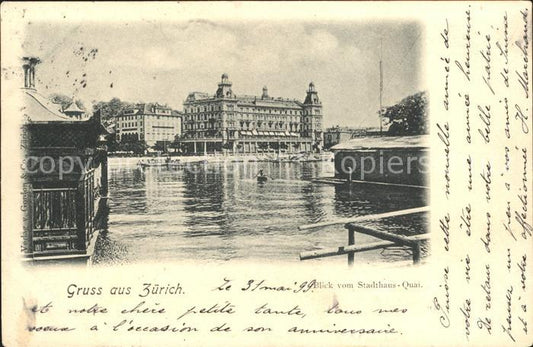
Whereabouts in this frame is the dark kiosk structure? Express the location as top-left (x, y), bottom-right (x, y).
top-left (21, 57), bottom-right (109, 264)
top-left (332, 135), bottom-right (429, 187)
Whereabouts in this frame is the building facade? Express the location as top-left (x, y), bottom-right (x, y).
top-left (323, 126), bottom-right (381, 149)
top-left (324, 127), bottom-right (357, 149)
top-left (115, 103), bottom-right (182, 147)
top-left (181, 74), bottom-right (323, 154)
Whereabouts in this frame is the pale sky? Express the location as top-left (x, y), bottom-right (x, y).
top-left (17, 19), bottom-right (423, 127)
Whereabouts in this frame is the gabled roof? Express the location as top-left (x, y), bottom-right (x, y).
top-left (21, 89), bottom-right (85, 123)
top-left (63, 101), bottom-right (84, 113)
top-left (123, 103), bottom-right (173, 115)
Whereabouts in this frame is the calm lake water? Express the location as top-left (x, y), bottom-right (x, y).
top-left (93, 158), bottom-right (428, 265)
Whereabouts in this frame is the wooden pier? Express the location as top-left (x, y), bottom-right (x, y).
top-left (299, 206), bottom-right (429, 266)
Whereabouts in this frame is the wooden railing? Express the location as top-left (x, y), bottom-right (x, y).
top-left (31, 187), bottom-right (79, 254)
top-left (299, 206), bottom-right (430, 266)
top-left (30, 168), bottom-right (101, 257)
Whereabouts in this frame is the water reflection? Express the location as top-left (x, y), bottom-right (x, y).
top-left (334, 184), bottom-right (427, 218)
top-left (93, 159), bottom-right (428, 264)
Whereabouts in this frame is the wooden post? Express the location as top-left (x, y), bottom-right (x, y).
top-left (76, 181), bottom-right (87, 251)
top-left (300, 240), bottom-right (396, 260)
top-left (101, 151), bottom-right (108, 197)
top-left (347, 226), bottom-right (355, 266)
top-left (412, 241), bottom-right (421, 264)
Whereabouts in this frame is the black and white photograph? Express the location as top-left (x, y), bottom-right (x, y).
top-left (2, 2), bottom-right (531, 346)
top-left (15, 14), bottom-right (428, 266)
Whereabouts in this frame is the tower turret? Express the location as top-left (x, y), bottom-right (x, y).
top-left (215, 73), bottom-right (234, 98)
top-left (262, 86), bottom-right (269, 99)
top-left (301, 82), bottom-right (323, 150)
top-left (304, 82), bottom-right (320, 104)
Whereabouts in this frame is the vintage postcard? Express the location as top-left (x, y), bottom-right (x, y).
top-left (1, 1), bottom-right (531, 346)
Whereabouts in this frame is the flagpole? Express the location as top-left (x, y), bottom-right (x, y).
top-left (379, 38), bottom-right (383, 135)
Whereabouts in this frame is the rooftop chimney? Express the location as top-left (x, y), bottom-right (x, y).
top-left (22, 57), bottom-right (41, 89)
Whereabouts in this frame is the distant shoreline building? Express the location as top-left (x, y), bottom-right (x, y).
top-left (323, 126), bottom-right (382, 149)
top-left (180, 74), bottom-right (323, 154)
top-left (115, 103), bottom-right (182, 147)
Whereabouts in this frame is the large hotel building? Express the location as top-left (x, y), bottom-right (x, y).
top-left (181, 74), bottom-right (323, 154)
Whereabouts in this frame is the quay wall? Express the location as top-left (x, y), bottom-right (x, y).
top-left (334, 148), bottom-right (428, 186)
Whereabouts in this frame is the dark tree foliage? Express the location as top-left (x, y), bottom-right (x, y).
top-left (117, 133), bottom-right (148, 154)
top-left (153, 141), bottom-right (172, 152)
top-left (171, 134), bottom-right (190, 153)
top-left (49, 93), bottom-right (85, 111)
top-left (383, 91), bottom-right (428, 136)
top-left (92, 98), bottom-right (134, 122)
top-left (106, 132), bottom-right (120, 152)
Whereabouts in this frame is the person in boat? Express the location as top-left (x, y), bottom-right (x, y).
top-left (256, 169), bottom-right (268, 182)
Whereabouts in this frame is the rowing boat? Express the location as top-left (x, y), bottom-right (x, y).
top-left (257, 176), bottom-right (268, 183)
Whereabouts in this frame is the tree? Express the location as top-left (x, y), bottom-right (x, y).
top-left (154, 141), bottom-right (171, 152)
top-left (106, 132), bottom-right (120, 152)
top-left (92, 98), bottom-right (133, 122)
top-left (128, 140), bottom-right (148, 155)
top-left (119, 140), bottom-right (148, 155)
top-left (115, 133), bottom-right (147, 154)
top-left (382, 91), bottom-right (428, 136)
top-left (170, 134), bottom-right (187, 153)
top-left (49, 93), bottom-right (85, 111)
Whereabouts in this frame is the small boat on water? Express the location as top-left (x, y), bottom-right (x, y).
top-left (138, 159), bottom-right (183, 168)
top-left (139, 162), bottom-right (164, 168)
top-left (256, 168), bottom-right (268, 183)
top-left (257, 175), bottom-right (268, 183)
